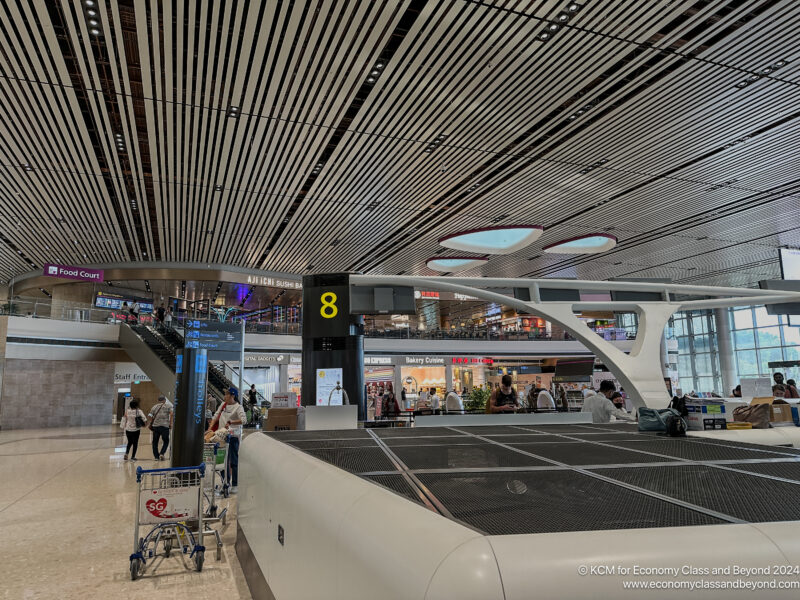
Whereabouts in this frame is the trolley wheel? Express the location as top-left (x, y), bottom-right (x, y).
top-left (223, 486), bottom-right (230, 499)
top-left (130, 558), bottom-right (142, 581)
top-left (163, 538), bottom-right (172, 557)
top-left (195, 550), bottom-right (204, 572)
top-left (222, 512), bottom-right (227, 526)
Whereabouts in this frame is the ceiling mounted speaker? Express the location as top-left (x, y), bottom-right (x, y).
top-left (438, 226), bottom-right (543, 255)
top-left (426, 257), bottom-right (489, 272)
top-left (543, 233), bottom-right (617, 254)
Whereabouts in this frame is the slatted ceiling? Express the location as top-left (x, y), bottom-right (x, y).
top-left (2, 2), bottom-right (800, 288)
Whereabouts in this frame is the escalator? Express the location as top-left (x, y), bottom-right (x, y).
top-left (119, 323), bottom-right (228, 401)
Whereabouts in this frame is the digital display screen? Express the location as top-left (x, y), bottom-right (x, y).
top-left (184, 320), bottom-right (242, 359)
top-left (95, 292), bottom-right (153, 313)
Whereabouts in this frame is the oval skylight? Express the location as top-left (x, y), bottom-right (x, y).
top-left (426, 257), bottom-right (488, 272)
top-left (438, 226), bottom-right (543, 254)
top-left (543, 233), bottom-right (617, 254)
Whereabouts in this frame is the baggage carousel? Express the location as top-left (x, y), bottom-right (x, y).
top-left (238, 424), bottom-right (800, 599)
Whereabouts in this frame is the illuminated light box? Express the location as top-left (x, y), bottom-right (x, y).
top-left (543, 233), bottom-right (617, 254)
top-left (426, 257), bottom-right (488, 272)
top-left (439, 226), bottom-right (543, 255)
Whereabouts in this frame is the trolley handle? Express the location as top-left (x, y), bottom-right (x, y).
top-left (136, 463), bottom-right (206, 482)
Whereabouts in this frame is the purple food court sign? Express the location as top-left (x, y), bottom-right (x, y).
top-left (43, 263), bottom-right (104, 283)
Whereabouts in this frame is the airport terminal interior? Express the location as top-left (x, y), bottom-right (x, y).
top-left (2, 1), bottom-right (800, 598)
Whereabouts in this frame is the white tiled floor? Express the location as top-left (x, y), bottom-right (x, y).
top-left (0, 425), bottom-right (252, 599)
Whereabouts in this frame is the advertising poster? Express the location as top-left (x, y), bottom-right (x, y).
top-left (316, 368), bottom-right (343, 405)
top-left (139, 486), bottom-right (197, 525)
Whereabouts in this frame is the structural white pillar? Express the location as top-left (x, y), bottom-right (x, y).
top-left (714, 307), bottom-right (736, 396)
top-left (527, 302), bottom-right (674, 410)
top-left (445, 361), bottom-right (454, 392)
top-left (279, 363), bottom-right (289, 392)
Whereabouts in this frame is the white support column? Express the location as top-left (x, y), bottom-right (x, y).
top-left (714, 307), bottom-right (736, 396)
top-left (528, 302), bottom-right (675, 410)
top-left (445, 361), bottom-right (454, 393)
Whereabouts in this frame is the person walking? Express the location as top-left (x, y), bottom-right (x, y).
top-left (121, 301), bottom-right (130, 323)
top-left (147, 395), bottom-right (173, 461)
top-left (131, 300), bottom-right (141, 324)
top-left (120, 399), bottom-right (147, 461)
top-left (206, 388), bottom-right (246, 493)
top-left (164, 306), bottom-right (174, 328)
top-left (156, 303), bottom-right (166, 329)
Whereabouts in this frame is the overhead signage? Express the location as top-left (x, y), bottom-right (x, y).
top-left (114, 363), bottom-right (152, 384)
top-left (402, 356), bottom-right (446, 366)
top-left (95, 291), bottom-right (154, 314)
top-left (304, 284), bottom-right (351, 338)
top-left (185, 320), bottom-right (242, 360)
top-left (244, 353), bottom-right (289, 365)
top-left (246, 275), bottom-right (302, 289)
top-left (451, 357), bottom-right (493, 365)
top-left (453, 293), bottom-right (479, 301)
top-left (414, 290), bottom-right (440, 300)
top-left (365, 356), bottom-right (393, 365)
top-left (44, 263), bottom-right (104, 282)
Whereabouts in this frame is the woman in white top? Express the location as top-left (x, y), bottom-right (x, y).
top-left (120, 399), bottom-right (147, 461)
top-left (207, 388), bottom-right (246, 493)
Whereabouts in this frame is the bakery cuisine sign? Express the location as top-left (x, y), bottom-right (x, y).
top-left (43, 263), bottom-right (104, 282)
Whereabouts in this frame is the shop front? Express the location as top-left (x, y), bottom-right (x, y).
top-left (242, 352), bottom-right (301, 405)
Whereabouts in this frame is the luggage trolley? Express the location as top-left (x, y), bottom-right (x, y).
top-left (130, 464), bottom-right (206, 580)
top-left (202, 442), bottom-right (229, 523)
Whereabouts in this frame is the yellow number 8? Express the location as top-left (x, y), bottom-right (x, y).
top-left (320, 292), bottom-right (338, 319)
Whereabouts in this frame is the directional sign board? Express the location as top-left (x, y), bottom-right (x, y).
top-left (184, 320), bottom-right (242, 360)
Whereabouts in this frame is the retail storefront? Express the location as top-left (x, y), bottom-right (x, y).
top-left (242, 353), bottom-right (301, 404)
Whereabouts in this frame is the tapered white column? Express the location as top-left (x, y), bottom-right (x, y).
top-left (714, 308), bottom-right (737, 396)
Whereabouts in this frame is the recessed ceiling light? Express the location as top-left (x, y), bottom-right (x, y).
top-left (557, 12), bottom-right (570, 22)
top-left (367, 77), bottom-right (375, 83)
top-left (548, 23), bottom-right (560, 31)
top-left (538, 32), bottom-right (551, 40)
top-left (376, 63), bottom-right (383, 69)
top-left (567, 2), bottom-right (582, 12)
top-left (86, 0), bottom-right (95, 5)
top-left (87, 9), bottom-right (96, 16)
top-left (544, 233), bottom-right (617, 254)
top-left (426, 257), bottom-right (489, 273)
top-left (735, 81), bottom-right (748, 89)
top-left (89, 19), bottom-right (98, 26)
top-left (439, 226), bottom-right (543, 255)
top-left (775, 59), bottom-right (788, 67)
top-left (746, 74), bottom-right (760, 82)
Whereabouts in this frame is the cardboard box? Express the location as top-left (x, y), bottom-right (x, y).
top-left (685, 400), bottom-right (726, 431)
top-left (265, 407), bottom-right (298, 431)
top-left (751, 397), bottom-right (794, 424)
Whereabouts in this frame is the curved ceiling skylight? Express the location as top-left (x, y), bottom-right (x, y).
top-left (543, 233), bottom-right (617, 254)
top-left (439, 226), bottom-right (543, 255)
top-left (426, 257), bottom-right (488, 272)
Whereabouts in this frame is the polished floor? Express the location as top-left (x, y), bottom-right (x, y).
top-left (0, 425), bottom-right (252, 600)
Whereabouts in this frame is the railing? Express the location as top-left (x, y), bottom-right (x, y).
top-left (2, 298), bottom-right (638, 341)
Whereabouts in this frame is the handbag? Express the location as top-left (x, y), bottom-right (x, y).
top-left (638, 407), bottom-right (683, 432)
top-left (134, 413), bottom-right (146, 429)
top-left (733, 404), bottom-right (771, 429)
top-left (210, 401), bottom-right (227, 432)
